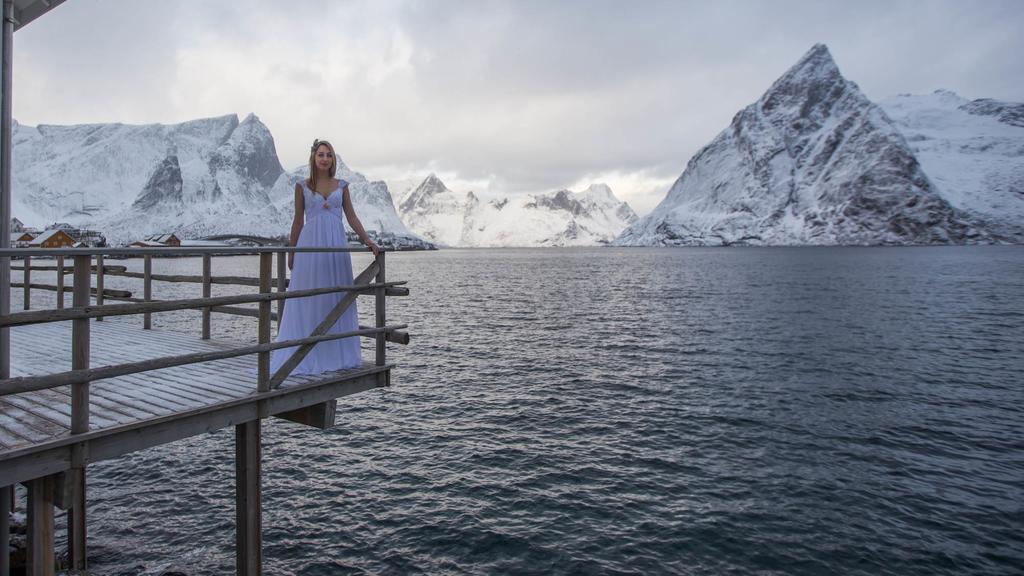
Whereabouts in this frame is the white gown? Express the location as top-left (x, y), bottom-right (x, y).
top-left (270, 179), bottom-right (361, 375)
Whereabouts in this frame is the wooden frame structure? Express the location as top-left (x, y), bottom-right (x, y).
top-left (1, 245), bottom-right (410, 575)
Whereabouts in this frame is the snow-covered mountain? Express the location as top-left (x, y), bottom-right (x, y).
top-left (616, 44), bottom-right (987, 246)
top-left (269, 161), bottom-right (434, 250)
top-left (879, 90), bottom-right (1024, 242)
top-left (12, 114), bottom-right (432, 248)
top-left (399, 174), bottom-right (637, 247)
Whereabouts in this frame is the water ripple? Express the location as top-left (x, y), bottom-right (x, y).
top-left (40, 246), bottom-right (1024, 575)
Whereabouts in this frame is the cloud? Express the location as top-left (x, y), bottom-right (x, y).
top-left (13, 0), bottom-right (1024, 217)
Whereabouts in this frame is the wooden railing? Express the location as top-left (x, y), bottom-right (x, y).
top-left (0, 245), bottom-right (410, 429)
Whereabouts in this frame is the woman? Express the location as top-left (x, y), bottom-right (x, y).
top-left (270, 139), bottom-right (380, 376)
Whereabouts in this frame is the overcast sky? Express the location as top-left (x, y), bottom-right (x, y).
top-left (14, 0), bottom-right (1024, 215)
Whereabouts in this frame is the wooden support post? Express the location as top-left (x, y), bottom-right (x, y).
top-left (0, 485), bottom-right (9, 576)
top-left (276, 251), bottom-right (286, 330)
top-left (235, 421), bottom-right (262, 576)
top-left (95, 254), bottom-right (104, 321)
top-left (375, 252), bottom-right (386, 370)
top-left (202, 254), bottom-right (211, 340)
top-left (258, 253), bottom-right (272, 392)
top-left (143, 255), bottom-right (152, 330)
top-left (55, 256), bottom-right (64, 310)
top-left (66, 467), bottom-right (86, 572)
top-left (27, 476), bottom-right (55, 576)
top-left (22, 254), bottom-right (29, 310)
top-left (68, 255), bottom-right (91, 572)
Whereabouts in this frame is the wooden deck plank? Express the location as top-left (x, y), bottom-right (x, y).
top-left (118, 370), bottom-right (240, 406)
top-left (2, 320), bottom-right (386, 461)
top-left (0, 400), bottom-right (65, 444)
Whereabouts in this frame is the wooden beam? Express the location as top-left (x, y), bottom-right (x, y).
top-left (8, 282), bottom-right (132, 299)
top-left (235, 420), bottom-right (261, 576)
top-left (0, 324), bottom-right (404, 395)
top-left (276, 251), bottom-right (286, 330)
top-left (274, 400), bottom-right (336, 429)
top-left (22, 254), bottom-right (30, 310)
top-left (55, 256), bottom-right (64, 310)
top-left (27, 475), bottom-right (55, 576)
top-left (257, 253), bottom-right (271, 392)
top-left (0, 245), bottom-right (370, 258)
top-left (0, 366), bottom-right (391, 487)
top-left (143, 255), bottom-right (152, 330)
top-left (375, 252), bottom-right (386, 369)
top-left (69, 255), bottom-right (90, 571)
top-left (66, 467), bottom-right (86, 571)
top-left (0, 484), bottom-right (9, 576)
top-left (210, 305), bottom-right (277, 321)
top-left (0, 280), bottom-right (403, 328)
top-left (99, 270), bottom-right (287, 288)
top-left (10, 264), bottom-right (126, 273)
top-left (71, 255), bottom-right (91, 434)
top-left (202, 254), bottom-right (211, 340)
top-left (95, 255), bottom-right (105, 321)
top-left (268, 261), bottom-right (380, 389)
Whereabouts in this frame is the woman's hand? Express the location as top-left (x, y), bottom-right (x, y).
top-left (367, 241), bottom-right (380, 258)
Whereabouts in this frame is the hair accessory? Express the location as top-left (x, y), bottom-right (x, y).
top-left (311, 139), bottom-right (321, 152)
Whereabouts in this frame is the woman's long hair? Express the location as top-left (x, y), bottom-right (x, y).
top-left (307, 139), bottom-right (337, 191)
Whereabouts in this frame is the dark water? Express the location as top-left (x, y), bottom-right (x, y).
top-left (23, 247), bottom-right (1024, 575)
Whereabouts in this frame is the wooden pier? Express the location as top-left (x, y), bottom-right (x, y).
top-left (0, 246), bottom-right (409, 575)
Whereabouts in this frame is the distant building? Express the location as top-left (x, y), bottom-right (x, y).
top-left (10, 217), bottom-right (24, 233)
top-left (41, 223), bottom-right (106, 247)
top-left (128, 240), bottom-right (168, 248)
top-left (11, 231), bottom-right (35, 248)
top-left (141, 233), bottom-right (181, 247)
top-left (29, 229), bottom-right (75, 248)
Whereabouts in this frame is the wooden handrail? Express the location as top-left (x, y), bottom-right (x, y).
top-left (0, 245), bottom-right (377, 258)
top-left (10, 264), bottom-right (127, 273)
top-left (0, 324), bottom-right (408, 396)
top-left (10, 282), bottom-right (132, 298)
top-left (0, 280), bottom-right (406, 328)
top-left (6, 250), bottom-right (407, 405)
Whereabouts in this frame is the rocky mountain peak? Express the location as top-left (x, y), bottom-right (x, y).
top-left (763, 44), bottom-right (839, 97)
top-left (618, 44), bottom-right (982, 247)
top-left (960, 98), bottom-right (1024, 127)
top-left (132, 155), bottom-right (183, 211)
top-left (756, 43), bottom-right (848, 127)
top-left (579, 183), bottom-right (617, 204)
top-left (211, 113), bottom-right (283, 190)
top-left (399, 173), bottom-right (456, 214)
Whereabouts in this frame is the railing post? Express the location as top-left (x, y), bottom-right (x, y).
top-left (56, 255), bottom-right (64, 309)
top-left (257, 253), bottom-right (272, 392)
top-left (0, 484), bottom-right (9, 576)
top-left (276, 250), bottom-right (286, 330)
top-left (22, 253), bottom-right (30, 310)
top-left (202, 254), bottom-right (211, 339)
top-left (95, 254), bottom-right (105, 321)
top-left (69, 254), bottom-right (91, 571)
top-left (143, 254), bottom-right (152, 329)
top-left (375, 251), bottom-right (386, 371)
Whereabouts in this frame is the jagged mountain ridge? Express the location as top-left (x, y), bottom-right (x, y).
top-left (616, 44), bottom-right (988, 246)
top-left (399, 174), bottom-right (637, 247)
top-left (12, 114), bottom-right (431, 247)
top-left (879, 90), bottom-right (1024, 242)
top-left (269, 162), bottom-right (434, 250)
